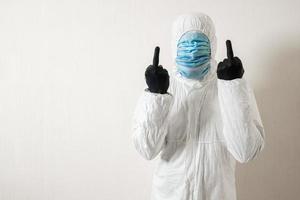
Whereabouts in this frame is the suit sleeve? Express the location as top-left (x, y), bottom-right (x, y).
top-left (132, 90), bottom-right (173, 160)
top-left (218, 78), bottom-right (265, 163)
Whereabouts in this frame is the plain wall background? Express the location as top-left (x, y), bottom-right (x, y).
top-left (0, 0), bottom-right (299, 199)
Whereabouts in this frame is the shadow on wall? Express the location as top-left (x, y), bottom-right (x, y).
top-left (236, 37), bottom-right (300, 200)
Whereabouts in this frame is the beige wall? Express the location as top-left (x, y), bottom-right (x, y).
top-left (0, 0), bottom-right (299, 199)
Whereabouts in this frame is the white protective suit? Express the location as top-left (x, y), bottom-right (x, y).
top-left (132, 13), bottom-right (265, 200)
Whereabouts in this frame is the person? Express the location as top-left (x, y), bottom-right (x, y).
top-left (132, 13), bottom-right (265, 200)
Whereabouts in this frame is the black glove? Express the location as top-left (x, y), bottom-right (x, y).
top-left (217, 40), bottom-right (244, 80)
top-left (145, 46), bottom-right (169, 94)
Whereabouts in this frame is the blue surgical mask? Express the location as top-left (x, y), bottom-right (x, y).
top-left (176, 31), bottom-right (211, 80)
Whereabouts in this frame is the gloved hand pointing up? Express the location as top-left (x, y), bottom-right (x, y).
top-left (217, 40), bottom-right (244, 80)
top-left (145, 47), bottom-right (170, 94)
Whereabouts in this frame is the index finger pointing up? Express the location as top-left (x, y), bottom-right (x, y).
top-left (226, 40), bottom-right (234, 60)
top-left (153, 46), bottom-right (160, 67)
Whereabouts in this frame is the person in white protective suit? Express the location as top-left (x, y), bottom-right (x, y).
top-left (132, 13), bottom-right (265, 200)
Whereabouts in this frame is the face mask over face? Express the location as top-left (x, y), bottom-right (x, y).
top-left (176, 31), bottom-right (211, 80)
